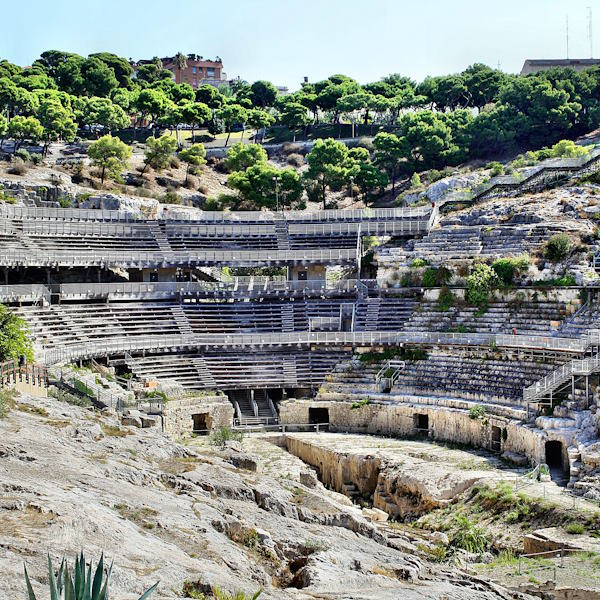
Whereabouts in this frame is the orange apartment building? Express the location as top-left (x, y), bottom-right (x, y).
top-left (134, 54), bottom-right (226, 89)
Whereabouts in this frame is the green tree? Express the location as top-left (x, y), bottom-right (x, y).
top-left (229, 163), bottom-right (302, 208)
top-left (142, 134), bottom-right (178, 173)
top-left (90, 52), bottom-right (134, 88)
top-left (37, 100), bottom-right (77, 155)
top-left (82, 97), bottom-right (129, 135)
top-left (279, 102), bottom-right (310, 142)
top-left (178, 143), bottom-right (206, 184)
top-left (224, 142), bottom-right (268, 172)
top-left (373, 132), bottom-right (408, 192)
top-left (180, 101), bottom-right (211, 141)
top-left (195, 84), bottom-right (225, 108)
top-left (80, 57), bottom-right (119, 97)
top-left (250, 80), bottom-right (278, 108)
top-left (306, 138), bottom-right (352, 209)
top-left (216, 104), bottom-right (248, 146)
top-left (0, 304), bottom-right (33, 362)
top-left (173, 52), bottom-right (188, 83)
top-left (7, 115), bottom-right (43, 153)
top-left (246, 109), bottom-right (274, 142)
top-left (355, 162), bottom-right (389, 200)
top-left (88, 134), bottom-right (132, 183)
top-left (0, 115), bottom-right (6, 148)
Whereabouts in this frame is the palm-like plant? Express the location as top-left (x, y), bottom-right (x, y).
top-left (24, 553), bottom-right (158, 600)
top-left (173, 52), bottom-right (188, 84)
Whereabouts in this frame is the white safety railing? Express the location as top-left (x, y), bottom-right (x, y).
top-left (41, 330), bottom-right (588, 366)
top-left (0, 284), bottom-right (51, 304)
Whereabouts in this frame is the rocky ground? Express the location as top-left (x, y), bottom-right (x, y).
top-left (0, 393), bottom-right (541, 600)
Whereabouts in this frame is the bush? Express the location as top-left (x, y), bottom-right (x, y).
top-left (491, 255), bottom-right (530, 285)
top-left (210, 426), bottom-right (244, 448)
top-left (451, 515), bottom-right (490, 554)
top-left (437, 286), bottom-right (455, 311)
top-left (158, 190), bottom-right (183, 205)
top-left (411, 258), bottom-right (428, 268)
top-left (0, 303), bottom-right (33, 361)
top-left (466, 263), bottom-right (499, 306)
top-left (485, 161), bottom-right (504, 177)
top-left (544, 234), bottom-right (572, 262)
top-left (15, 149), bottom-right (31, 162)
top-left (286, 153), bottom-right (304, 167)
top-left (566, 522), bottom-right (585, 535)
top-left (469, 404), bottom-right (486, 420)
top-left (422, 266), bottom-right (451, 288)
top-left (410, 172), bottom-right (422, 189)
top-left (8, 160), bottom-right (28, 176)
top-left (0, 389), bottom-right (16, 418)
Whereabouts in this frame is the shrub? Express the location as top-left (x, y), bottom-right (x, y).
top-left (410, 172), bottom-right (422, 189)
top-left (544, 234), bottom-right (572, 262)
top-left (566, 522), bottom-right (585, 535)
top-left (210, 426), bottom-right (244, 448)
top-left (469, 404), bottom-right (486, 420)
top-left (0, 303), bottom-right (33, 361)
top-left (450, 515), bottom-right (490, 554)
top-left (0, 389), bottom-right (16, 418)
top-left (8, 160), bottom-right (28, 176)
top-left (437, 286), bottom-right (455, 311)
top-left (411, 258), bottom-right (428, 268)
top-left (158, 191), bottom-right (183, 205)
top-left (24, 552), bottom-right (158, 600)
top-left (15, 149), bottom-right (31, 162)
top-left (486, 161), bottom-right (504, 177)
top-left (422, 266), bottom-right (451, 288)
top-left (491, 255), bottom-right (530, 285)
top-left (225, 143), bottom-right (267, 172)
top-left (351, 397), bottom-right (371, 409)
top-left (466, 263), bottom-right (499, 306)
top-left (286, 153), bottom-right (304, 167)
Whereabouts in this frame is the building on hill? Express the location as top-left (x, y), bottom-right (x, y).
top-left (521, 58), bottom-right (600, 75)
top-left (133, 54), bottom-right (226, 89)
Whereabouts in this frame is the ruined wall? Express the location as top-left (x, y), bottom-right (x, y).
top-left (162, 395), bottom-right (233, 436)
top-left (279, 399), bottom-right (544, 463)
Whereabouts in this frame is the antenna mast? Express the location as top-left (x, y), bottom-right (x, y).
top-left (588, 7), bottom-right (594, 58)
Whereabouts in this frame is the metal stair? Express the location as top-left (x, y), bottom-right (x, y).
top-left (365, 298), bottom-right (381, 331)
top-left (282, 358), bottom-right (298, 387)
top-left (148, 221), bottom-right (172, 252)
top-left (189, 357), bottom-right (217, 388)
top-left (273, 215), bottom-right (290, 250)
top-left (281, 304), bottom-right (295, 332)
top-left (171, 305), bottom-right (194, 335)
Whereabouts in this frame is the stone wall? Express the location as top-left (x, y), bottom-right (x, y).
top-left (279, 399), bottom-right (544, 463)
top-left (162, 394), bottom-right (233, 436)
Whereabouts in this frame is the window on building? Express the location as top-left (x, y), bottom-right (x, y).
top-left (193, 78), bottom-right (197, 86)
top-left (192, 67), bottom-right (197, 74)
top-left (206, 68), bottom-right (215, 78)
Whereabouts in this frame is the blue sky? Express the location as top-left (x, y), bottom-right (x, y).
top-left (1, 0), bottom-right (598, 89)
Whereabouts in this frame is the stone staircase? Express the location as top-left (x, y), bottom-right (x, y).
top-left (365, 298), bottom-right (381, 330)
top-left (283, 358), bottom-right (298, 387)
top-left (254, 389), bottom-right (278, 421)
top-left (189, 357), bottom-right (217, 388)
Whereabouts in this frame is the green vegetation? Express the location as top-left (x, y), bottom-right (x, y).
top-left (209, 426), bottom-right (244, 448)
top-left (178, 143), bottom-right (206, 184)
top-left (0, 303), bottom-right (33, 362)
top-left (0, 388), bottom-right (16, 418)
top-left (87, 134), bottom-right (131, 183)
top-left (351, 397), bottom-right (372, 409)
top-left (422, 266), bottom-right (452, 288)
top-left (468, 404), bottom-right (486, 420)
top-left (437, 286), bottom-right (455, 311)
top-left (24, 552), bottom-right (158, 600)
top-left (141, 134), bottom-right (178, 173)
top-left (466, 263), bottom-right (500, 306)
top-left (566, 522), bottom-right (586, 535)
top-left (544, 234), bottom-right (573, 262)
top-left (491, 255), bottom-right (530, 286)
top-left (450, 515), bottom-right (490, 554)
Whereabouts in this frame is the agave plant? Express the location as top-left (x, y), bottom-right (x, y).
top-left (24, 552), bottom-right (158, 600)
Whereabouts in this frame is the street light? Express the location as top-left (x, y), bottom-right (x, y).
top-left (273, 175), bottom-right (280, 211)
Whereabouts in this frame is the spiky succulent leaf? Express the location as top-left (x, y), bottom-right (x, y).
top-left (23, 565), bottom-right (37, 600)
top-left (98, 560), bottom-right (113, 600)
top-left (48, 554), bottom-right (59, 600)
top-left (137, 581), bottom-right (159, 600)
top-left (91, 553), bottom-right (104, 600)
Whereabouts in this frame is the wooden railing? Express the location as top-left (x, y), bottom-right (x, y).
top-left (0, 360), bottom-right (48, 390)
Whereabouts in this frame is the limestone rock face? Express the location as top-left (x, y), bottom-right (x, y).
top-left (0, 396), bottom-right (533, 599)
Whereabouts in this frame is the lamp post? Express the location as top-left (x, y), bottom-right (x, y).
top-left (349, 175), bottom-right (354, 203)
top-left (273, 175), bottom-right (280, 211)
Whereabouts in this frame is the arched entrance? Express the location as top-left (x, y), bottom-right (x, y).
top-left (545, 440), bottom-right (569, 486)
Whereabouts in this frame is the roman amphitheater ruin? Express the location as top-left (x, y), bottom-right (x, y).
top-left (5, 148), bottom-right (600, 598)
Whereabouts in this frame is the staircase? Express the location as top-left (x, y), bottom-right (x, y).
top-left (281, 304), bottom-right (295, 332)
top-left (253, 389), bottom-right (279, 422)
top-left (282, 357), bottom-right (298, 387)
top-left (148, 221), bottom-right (172, 252)
top-left (365, 298), bottom-right (381, 331)
top-left (274, 215), bottom-right (290, 250)
top-left (229, 389), bottom-right (254, 421)
top-left (189, 357), bottom-right (217, 388)
top-left (171, 305), bottom-right (194, 335)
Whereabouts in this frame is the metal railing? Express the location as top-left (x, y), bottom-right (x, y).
top-left (0, 284), bottom-right (51, 304)
top-left (55, 278), bottom-right (371, 301)
top-left (41, 330), bottom-right (589, 366)
top-left (0, 247), bottom-right (359, 268)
